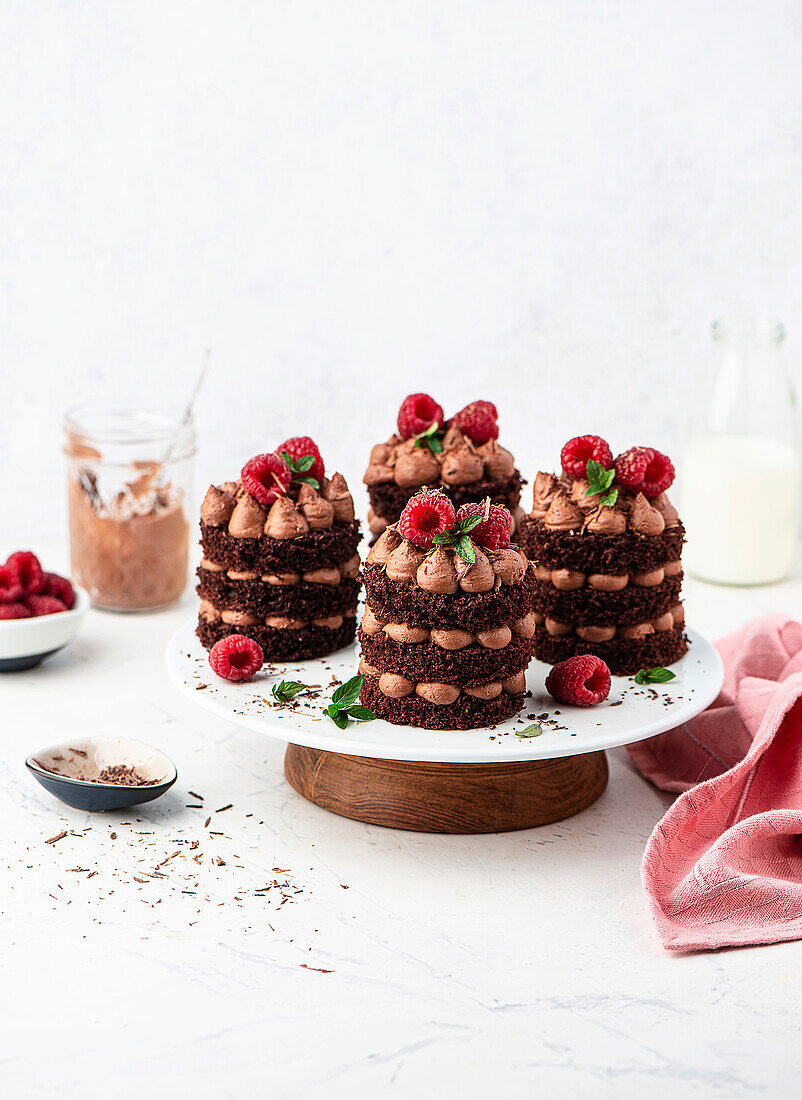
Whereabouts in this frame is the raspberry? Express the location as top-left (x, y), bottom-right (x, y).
top-left (641, 448), bottom-right (675, 498)
top-left (546, 654), bottom-right (611, 707)
top-left (452, 401), bottom-right (499, 445)
top-left (5, 551), bottom-right (44, 596)
top-left (398, 490), bottom-right (456, 549)
top-left (209, 634), bottom-right (264, 682)
top-left (24, 594), bottom-right (68, 617)
top-left (41, 572), bottom-right (76, 609)
top-left (0, 602), bottom-right (31, 620)
top-left (614, 446), bottom-right (653, 493)
top-left (241, 453), bottom-right (291, 507)
top-left (456, 500), bottom-right (512, 550)
top-left (275, 436), bottom-right (325, 484)
top-left (397, 393), bottom-right (445, 440)
top-left (560, 435), bottom-right (613, 480)
top-left (0, 564), bottom-right (23, 604)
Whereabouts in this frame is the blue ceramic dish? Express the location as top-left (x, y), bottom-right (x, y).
top-left (26, 736), bottom-right (177, 812)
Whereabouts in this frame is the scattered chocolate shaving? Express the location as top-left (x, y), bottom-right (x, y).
top-left (46, 831), bottom-right (68, 845)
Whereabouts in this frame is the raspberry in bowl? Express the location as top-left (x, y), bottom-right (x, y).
top-left (0, 551), bottom-right (89, 671)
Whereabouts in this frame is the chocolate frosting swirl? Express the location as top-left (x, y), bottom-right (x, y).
top-left (543, 493), bottom-right (582, 530)
top-left (629, 492), bottom-right (666, 536)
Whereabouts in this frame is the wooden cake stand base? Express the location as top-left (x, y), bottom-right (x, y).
top-left (284, 744), bottom-right (609, 833)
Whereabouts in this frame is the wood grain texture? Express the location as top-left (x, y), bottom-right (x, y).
top-left (284, 745), bottom-right (609, 833)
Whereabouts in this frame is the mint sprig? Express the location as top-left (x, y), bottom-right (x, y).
top-left (432, 513), bottom-right (483, 564)
top-left (413, 421), bottom-right (444, 455)
top-left (271, 680), bottom-right (307, 703)
top-left (634, 667), bottom-right (676, 685)
top-left (279, 450), bottom-right (320, 490)
top-left (585, 459), bottom-right (618, 508)
top-left (515, 723), bottom-right (543, 738)
top-left (324, 674), bottom-right (376, 729)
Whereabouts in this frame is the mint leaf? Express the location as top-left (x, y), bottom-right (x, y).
top-left (452, 536), bottom-right (476, 564)
top-left (634, 667), bottom-right (676, 685)
top-left (600, 487), bottom-right (619, 508)
top-left (331, 675), bottom-right (362, 707)
top-left (325, 704), bottom-right (349, 729)
top-left (515, 723), bottom-right (543, 738)
top-left (296, 475), bottom-right (320, 489)
top-left (455, 514), bottom-right (483, 534)
top-left (586, 459), bottom-right (616, 496)
top-left (343, 705), bottom-right (376, 722)
top-left (271, 680), bottom-right (307, 703)
top-left (413, 422), bottom-right (445, 455)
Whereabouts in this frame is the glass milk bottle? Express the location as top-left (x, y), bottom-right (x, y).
top-left (682, 321), bottom-right (799, 585)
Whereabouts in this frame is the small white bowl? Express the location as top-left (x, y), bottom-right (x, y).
top-left (0, 585), bottom-right (90, 671)
top-left (26, 736), bottom-right (177, 811)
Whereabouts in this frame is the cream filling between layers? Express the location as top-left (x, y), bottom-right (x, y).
top-left (360, 605), bottom-right (536, 650)
top-left (536, 603), bottom-right (685, 640)
top-left (533, 560), bottom-right (681, 591)
top-left (201, 555), bottom-right (360, 586)
top-left (199, 600), bottom-right (358, 631)
top-left (359, 661), bottom-right (526, 704)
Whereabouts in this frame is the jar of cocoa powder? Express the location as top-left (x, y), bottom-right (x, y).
top-left (64, 403), bottom-right (195, 611)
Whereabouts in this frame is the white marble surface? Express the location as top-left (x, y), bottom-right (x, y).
top-left (2, 548), bottom-right (802, 1098)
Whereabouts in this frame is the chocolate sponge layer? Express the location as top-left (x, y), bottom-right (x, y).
top-left (518, 517), bottom-right (685, 573)
top-left (197, 616), bottom-right (357, 662)
top-left (362, 563), bottom-right (536, 632)
top-left (200, 520), bottom-right (360, 575)
top-left (532, 574), bottom-right (682, 626)
top-left (360, 673), bottom-right (524, 730)
top-left (533, 624), bottom-right (687, 676)
top-left (359, 628), bottom-right (534, 686)
top-left (197, 570), bottom-right (360, 620)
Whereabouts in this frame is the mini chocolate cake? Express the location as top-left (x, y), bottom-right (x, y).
top-left (363, 394), bottom-right (525, 541)
top-left (517, 436), bottom-right (687, 675)
top-left (358, 492), bottom-right (535, 730)
top-left (197, 440), bottom-right (361, 663)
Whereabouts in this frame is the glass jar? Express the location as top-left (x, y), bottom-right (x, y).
top-left (64, 403), bottom-right (196, 610)
top-left (682, 320), bottom-right (799, 585)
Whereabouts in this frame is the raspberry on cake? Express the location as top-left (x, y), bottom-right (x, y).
top-left (358, 493), bottom-right (536, 730)
top-left (196, 441), bottom-right (362, 664)
top-left (364, 394), bottom-right (525, 541)
top-left (519, 438), bottom-right (686, 676)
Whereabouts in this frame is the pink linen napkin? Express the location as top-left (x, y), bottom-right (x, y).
top-left (628, 614), bottom-right (802, 952)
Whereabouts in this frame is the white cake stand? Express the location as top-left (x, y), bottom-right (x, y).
top-left (166, 621), bottom-right (723, 833)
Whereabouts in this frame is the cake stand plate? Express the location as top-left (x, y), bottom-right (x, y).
top-left (166, 622), bottom-right (723, 833)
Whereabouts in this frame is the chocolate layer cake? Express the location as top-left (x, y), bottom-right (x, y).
top-left (518, 453), bottom-right (687, 675)
top-left (197, 457), bottom-right (361, 663)
top-left (358, 519), bottom-right (535, 730)
top-left (363, 394), bottom-right (525, 541)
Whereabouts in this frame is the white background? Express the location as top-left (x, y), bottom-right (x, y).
top-left (1, 0), bottom-right (801, 540)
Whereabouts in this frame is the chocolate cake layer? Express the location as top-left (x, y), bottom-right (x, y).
top-left (532, 574), bottom-right (682, 626)
top-left (197, 616), bottom-right (357, 662)
top-left (359, 629), bottom-right (534, 685)
top-left (368, 473), bottom-right (523, 527)
top-left (362, 563), bottom-right (536, 632)
top-left (197, 571), bottom-right (360, 620)
top-left (533, 623), bottom-right (687, 675)
top-left (360, 673), bottom-right (524, 730)
top-left (200, 520), bottom-right (361, 575)
top-left (519, 518), bottom-right (685, 573)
